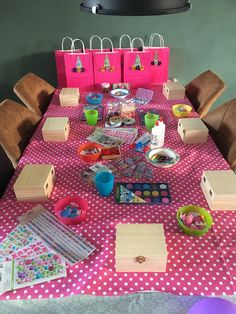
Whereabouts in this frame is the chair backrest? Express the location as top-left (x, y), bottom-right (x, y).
top-left (202, 98), bottom-right (236, 170)
top-left (0, 144), bottom-right (15, 197)
top-left (0, 99), bottom-right (41, 168)
top-left (13, 72), bottom-right (55, 116)
top-left (185, 70), bottom-right (226, 118)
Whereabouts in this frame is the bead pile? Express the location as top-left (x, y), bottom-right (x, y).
top-left (180, 212), bottom-right (206, 230)
top-left (80, 147), bottom-right (101, 156)
top-left (60, 204), bottom-right (81, 218)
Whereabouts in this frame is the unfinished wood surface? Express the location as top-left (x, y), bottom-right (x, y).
top-left (13, 164), bottom-right (56, 201)
top-left (163, 81), bottom-right (185, 100)
top-left (178, 118), bottom-right (208, 144)
top-left (59, 88), bottom-right (80, 106)
top-left (42, 117), bottom-right (70, 142)
top-left (201, 170), bottom-right (236, 210)
top-left (116, 224), bottom-right (167, 272)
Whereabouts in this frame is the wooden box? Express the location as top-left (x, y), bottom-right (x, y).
top-left (116, 224), bottom-right (168, 272)
top-left (101, 146), bottom-right (121, 160)
top-left (42, 117), bottom-right (70, 142)
top-left (163, 81), bottom-right (185, 100)
top-left (13, 164), bottom-right (56, 201)
top-left (200, 170), bottom-right (236, 211)
top-left (178, 118), bottom-right (208, 144)
top-left (59, 88), bottom-right (80, 106)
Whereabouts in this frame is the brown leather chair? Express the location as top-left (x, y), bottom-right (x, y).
top-left (0, 144), bottom-right (14, 197)
top-left (202, 98), bottom-right (236, 171)
top-left (185, 70), bottom-right (226, 118)
top-left (0, 99), bottom-right (41, 169)
top-left (13, 72), bottom-right (55, 116)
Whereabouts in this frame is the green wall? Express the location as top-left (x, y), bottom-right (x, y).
top-left (0, 0), bottom-right (236, 108)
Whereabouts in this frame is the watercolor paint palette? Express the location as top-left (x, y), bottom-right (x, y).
top-left (115, 182), bottom-right (171, 205)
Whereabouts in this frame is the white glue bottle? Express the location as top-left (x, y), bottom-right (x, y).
top-left (151, 117), bottom-right (166, 149)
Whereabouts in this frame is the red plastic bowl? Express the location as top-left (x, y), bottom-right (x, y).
top-left (55, 196), bottom-right (88, 225)
top-left (77, 142), bottom-right (102, 162)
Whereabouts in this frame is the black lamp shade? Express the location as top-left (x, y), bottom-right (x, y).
top-left (80, 0), bottom-right (191, 16)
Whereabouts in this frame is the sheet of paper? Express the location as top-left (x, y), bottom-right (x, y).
top-left (0, 253), bottom-right (67, 293)
top-left (24, 209), bottom-right (96, 266)
top-left (87, 132), bottom-right (124, 147)
top-left (0, 225), bottom-right (50, 263)
top-left (88, 127), bottom-right (137, 145)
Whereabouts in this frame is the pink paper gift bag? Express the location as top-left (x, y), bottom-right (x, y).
top-left (148, 33), bottom-right (170, 85)
top-left (123, 38), bottom-right (152, 88)
top-left (64, 38), bottom-right (94, 90)
top-left (114, 34), bottom-right (137, 82)
top-left (86, 35), bottom-right (111, 54)
top-left (55, 37), bottom-right (74, 88)
top-left (93, 37), bottom-right (121, 88)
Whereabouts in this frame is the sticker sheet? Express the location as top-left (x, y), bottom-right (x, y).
top-left (107, 157), bottom-right (154, 180)
top-left (0, 253), bottom-right (66, 293)
top-left (0, 225), bottom-right (50, 263)
top-left (88, 127), bottom-right (137, 145)
top-left (87, 130), bottom-right (124, 147)
top-left (24, 209), bottom-right (96, 265)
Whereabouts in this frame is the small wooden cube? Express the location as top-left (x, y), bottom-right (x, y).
top-left (178, 118), bottom-right (208, 144)
top-left (163, 81), bottom-right (185, 100)
top-left (200, 170), bottom-right (236, 211)
top-left (59, 88), bottom-right (80, 106)
top-left (13, 164), bottom-right (56, 202)
top-left (42, 117), bottom-right (70, 142)
top-left (116, 224), bottom-right (168, 272)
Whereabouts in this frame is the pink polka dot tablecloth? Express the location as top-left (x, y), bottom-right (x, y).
top-left (0, 87), bottom-right (235, 300)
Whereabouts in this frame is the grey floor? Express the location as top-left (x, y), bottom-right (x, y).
top-left (0, 292), bottom-right (236, 314)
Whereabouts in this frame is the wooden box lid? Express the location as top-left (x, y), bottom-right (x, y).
top-left (116, 224), bottom-right (167, 258)
top-left (42, 117), bottom-right (69, 133)
top-left (202, 170), bottom-right (236, 199)
top-left (59, 88), bottom-right (79, 97)
top-left (14, 164), bottom-right (55, 189)
top-left (179, 118), bottom-right (208, 131)
top-left (164, 81), bottom-right (185, 91)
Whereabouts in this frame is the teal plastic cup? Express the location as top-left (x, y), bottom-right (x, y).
top-left (94, 172), bottom-right (114, 196)
top-left (144, 113), bottom-right (159, 131)
top-left (85, 109), bottom-right (98, 126)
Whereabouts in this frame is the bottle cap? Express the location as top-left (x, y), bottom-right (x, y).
top-left (155, 121), bottom-right (159, 126)
top-left (136, 142), bottom-right (143, 148)
top-left (160, 116), bottom-right (163, 122)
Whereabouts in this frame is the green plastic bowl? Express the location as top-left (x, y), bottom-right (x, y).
top-left (177, 205), bottom-right (213, 237)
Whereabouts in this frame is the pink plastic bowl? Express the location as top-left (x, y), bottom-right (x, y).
top-left (55, 196), bottom-right (88, 225)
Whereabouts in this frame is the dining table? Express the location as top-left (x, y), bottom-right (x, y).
top-left (0, 85), bottom-right (235, 301)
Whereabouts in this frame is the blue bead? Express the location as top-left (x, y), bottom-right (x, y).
top-left (68, 213), bottom-right (78, 218)
top-left (61, 209), bottom-right (70, 217)
top-left (71, 207), bottom-right (78, 214)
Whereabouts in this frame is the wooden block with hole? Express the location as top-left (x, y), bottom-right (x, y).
top-left (59, 88), bottom-right (80, 106)
top-left (116, 224), bottom-right (168, 272)
top-left (178, 118), bottom-right (208, 144)
top-left (200, 170), bottom-right (236, 211)
top-left (42, 117), bottom-right (70, 142)
top-left (13, 164), bottom-right (56, 202)
top-left (163, 81), bottom-right (185, 100)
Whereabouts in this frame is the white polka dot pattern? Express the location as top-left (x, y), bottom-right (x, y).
top-left (0, 87), bottom-right (235, 300)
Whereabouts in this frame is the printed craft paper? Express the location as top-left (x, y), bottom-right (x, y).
top-left (0, 253), bottom-right (66, 293)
